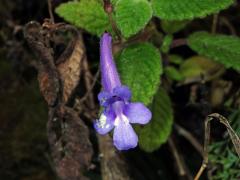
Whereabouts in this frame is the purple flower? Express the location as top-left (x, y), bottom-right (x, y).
top-left (94, 33), bottom-right (152, 150)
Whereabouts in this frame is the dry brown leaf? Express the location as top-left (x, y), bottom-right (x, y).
top-left (57, 29), bottom-right (85, 104)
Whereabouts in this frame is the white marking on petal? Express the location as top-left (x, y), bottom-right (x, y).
top-left (114, 114), bottom-right (129, 126)
top-left (98, 114), bottom-right (107, 128)
top-left (101, 98), bottom-right (106, 104)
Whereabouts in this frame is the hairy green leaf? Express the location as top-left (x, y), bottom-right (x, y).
top-left (188, 32), bottom-right (240, 71)
top-left (117, 43), bottom-right (162, 105)
top-left (137, 87), bottom-right (174, 152)
top-left (115, 0), bottom-right (152, 38)
top-left (55, 0), bottom-right (111, 36)
top-left (152, 0), bottom-right (234, 20)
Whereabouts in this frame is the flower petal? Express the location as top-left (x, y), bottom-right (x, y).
top-left (124, 103), bottom-right (152, 124)
top-left (98, 91), bottom-right (112, 107)
top-left (113, 120), bottom-right (138, 150)
top-left (94, 111), bottom-right (115, 135)
top-left (100, 33), bottom-right (121, 92)
top-left (113, 86), bottom-right (132, 101)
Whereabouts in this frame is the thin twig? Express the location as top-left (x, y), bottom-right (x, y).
top-left (170, 38), bottom-right (187, 49)
top-left (108, 13), bottom-right (122, 40)
top-left (219, 16), bottom-right (237, 35)
top-left (211, 14), bottom-right (218, 34)
top-left (82, 57), bottom-right (96, 109)
top-left (168, 137), bottom-right (193, 180)
top-left (47, 0), bottom-right (55, 23)
top-left (194, 113), bottom-right (240, 180)
top-left (103, 0), bottom-right (122, 40)
top-left (194, 118), bottom-right (210, 180)
top-left (80, 69), bottom-right (100, 105)
top-left (175, 124), bottom-right (203, 157)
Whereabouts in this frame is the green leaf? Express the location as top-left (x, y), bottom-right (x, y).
top-left (168, 54), bottom-right (184, 65)
top-left (117, 43), bottom-right (162, 105)
top-left (165, 66), bottom-right (183, 81)
top-left (179, 56), bottom-right (224, 82)
top-left (111, 0), bottom-right (119, 6)
top-left (161, 20), bottom-right (189, 34)
top-left (115, 0), bottom-right (152, 38)
top-left (160, 34), bottom-right (173, 53)
top-left (188, 32), bottom-right (240, 71)
top-left (137, 87), bottom-right (174, 152)
top-left (152, 0), bottom-right (234, 20)
top-left (55, 0), bottom-right (111, 36)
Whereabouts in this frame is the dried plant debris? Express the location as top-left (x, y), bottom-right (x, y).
top-left (56, 26), bottom-right (85, 104)
top-left (98, 134), bottom-right (132, 180)
top-left (24, 21), bottom-right (84, 105)
top-left (24, 21), bottom-right (94, 180)
top-left (194, 113), bottom-right (240, 180)
top-left (48, 106), bottom-right (93, 180)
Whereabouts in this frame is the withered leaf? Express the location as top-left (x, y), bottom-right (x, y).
top-left (48, 106), bottom-right (93, 180)
top-left (24, 21), bottom-right (60, 106)
top-left (56, 26), bottom-right (85, 104)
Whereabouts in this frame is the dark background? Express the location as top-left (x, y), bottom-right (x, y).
top-left (0, 0), bottom-right (240, 180)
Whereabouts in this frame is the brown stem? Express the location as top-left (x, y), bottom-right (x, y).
top-left (109, 14), bottom-right (122, 40)
top-left (79, 69), bottom-right (100, 106)
top-left (194, 118), bottom-right (210, 180)
top-left (168, 137), bottom-right (193, 180)
top-left (175, 124), bottom-right (203, 157)
top-left (211, 14), bottom-right (218, 34)
top-left (47, 0), bottom-right (55, 23)
top-left (194, 113), bottom-right (240, 180)
top-left (170, 38), bottom-right (187, 49)
top-left (82, 57), bottom-right (95, 109)
top-left (98, 134), bottom-right (132, 180)
top-left (103, 0), bottom-right (122, 40)
top-left (219, 16), bottom-right (237, 35)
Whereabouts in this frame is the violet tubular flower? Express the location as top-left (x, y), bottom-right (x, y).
top-left (94, 33), bottom-right (152, 150)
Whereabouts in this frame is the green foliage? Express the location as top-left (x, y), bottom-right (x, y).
top-left (160, 34), bottom-right (173, 53)
top-left (168, 54), bottom-right (184, 65)
top-left (115, 0), bottom-right (152, 38)
top-left (164, 66), bottom-right (183, 81)
top-left (179, 56), bottom-right (224, 81)
top-left (209, 110), bottom-right (240, 180)
top-left (136, 88), bottom-right (174, 152)
top-left (117, 43), bottom-right (162, 105)
top-left (152, 0), bottom-right (234, 20)
top-left (188, 32), bottom-right (240, 71)
top-left (55, 0), bottom-right (111, 36)
top-left (161, 20), bottom-right (189, 34)
top-left (111, 0), bottom-right (118, 6)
